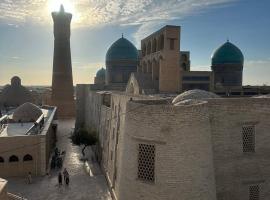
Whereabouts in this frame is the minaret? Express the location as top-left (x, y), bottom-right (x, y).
top-left (51, 5), bottom-right (75, 118)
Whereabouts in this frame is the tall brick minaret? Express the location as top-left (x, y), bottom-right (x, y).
top-left (51, 5), bottom-right (75, 118)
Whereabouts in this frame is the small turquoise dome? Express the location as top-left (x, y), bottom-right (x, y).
top-left (96, 68), bottom-right (105, 78)
top-left (106, 37), bottom-right (138, 62)
top-left (211, 41), bottom-right (244, 65)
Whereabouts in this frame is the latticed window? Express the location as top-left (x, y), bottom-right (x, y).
top-left (242, 126), bottom-right (255, 153)
top-left (249, 185), bottom-right (259, 200)
top-left (138, 144), bottom-right (155, 182)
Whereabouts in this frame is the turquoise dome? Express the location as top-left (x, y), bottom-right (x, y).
top-left (96, 68), bottom-right (105, 78)
top-left (106, 37), bottom-right (138, 62)
top-left (211, 41), bottom-right (244, 65)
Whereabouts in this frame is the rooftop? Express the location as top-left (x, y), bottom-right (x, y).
top-left (0, 107), bottom-right (54, 137)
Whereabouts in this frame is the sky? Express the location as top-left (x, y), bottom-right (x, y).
top-left (0, 0), bottom-right (269, 86)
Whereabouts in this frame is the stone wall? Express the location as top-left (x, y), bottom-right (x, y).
top-left (76, 84), bottom-right (270, 200)
top-left (0, 107), bottom-right (56, 177)
top-left (116, 101), bottom-right (216, 200)
top-left (0, 135), bottom-right (43, 177)
top-left (208, 98), bottom-right (270, 200)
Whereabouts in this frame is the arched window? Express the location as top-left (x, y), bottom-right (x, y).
top-left (159, 35), bottom-right (164, 50)
top-left (9, 155), bottom-right (19, 162)
top-left (142, 44), bottom-right (147, 57)
top-left (182, 63), bottom-right (187, 71)
top-left (152, 39), bottom-right (157, 53)
top-left (23, 154), bottom-right (33, 161)
top-left (182, 54), bottom-right (187, 61)
top-left (147, 41), bottom-right (151, 55)
top-left (0, 157), bottom-right (4, 163)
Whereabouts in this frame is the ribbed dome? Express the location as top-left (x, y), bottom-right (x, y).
top-left (106, 37), bottom-right (138, 62)
top-left (211, 41), bottom-right (244, 65)
top-left (172, 89), bottom-right (219, 105)
top-left (13, 102), bottom-right (43, 122)
top-left (96, 68), bottom-right (105, 78)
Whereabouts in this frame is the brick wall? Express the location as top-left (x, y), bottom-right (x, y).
top-left (117, 101), bottom-right (216, 200)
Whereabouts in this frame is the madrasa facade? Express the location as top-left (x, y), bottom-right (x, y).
top-left (76, 25), bottom-right (270, 200)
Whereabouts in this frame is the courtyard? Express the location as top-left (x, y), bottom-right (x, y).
top-left (6, 119), bottom-right (112, 200)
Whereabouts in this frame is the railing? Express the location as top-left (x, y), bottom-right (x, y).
top-left (0, 115), bottom-right (8, 134)
top-left (7, 192), bottom-right (28, 200)
top-left (25, 114), bottom-right (44, 135)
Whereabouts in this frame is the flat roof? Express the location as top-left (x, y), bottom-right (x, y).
top-left (0, 123), bottom-right (33, 137)
top-left (0, 108), bottom-right (54, 137)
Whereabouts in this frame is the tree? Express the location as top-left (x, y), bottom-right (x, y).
top-left (71, 128), bottom-right (98, 156)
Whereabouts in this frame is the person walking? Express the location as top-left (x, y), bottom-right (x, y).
top-left (63, 168), bottom-right (70, 186)
top-left (27, 172), bottom-right (32, 184)
top-left (58, 172), bottom-right (62, 186)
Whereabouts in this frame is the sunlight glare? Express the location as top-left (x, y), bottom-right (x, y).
top-left (48, 0), bottom-right (75, 13)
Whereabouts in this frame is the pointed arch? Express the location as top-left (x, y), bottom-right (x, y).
top-left (23, 154), bottom-right (33, 161)
top-left (9, 155), bottom-right (19, 162)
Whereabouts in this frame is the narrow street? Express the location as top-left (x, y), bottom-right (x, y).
top-left (7, 119), bottom-right (112, 200)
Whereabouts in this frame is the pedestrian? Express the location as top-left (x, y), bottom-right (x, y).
top-left (55, 147), bottom-right (60, 157)
top-left (27, 172), bottom-right (32, 184)
top-left (58, 172), bottom-right (62, 186)
top-left (63, 168), bottom-right (67, 182)
top-left (65, 171), bottom-right (70, 186)
top-left (63, 168), bottom-right (69, 186)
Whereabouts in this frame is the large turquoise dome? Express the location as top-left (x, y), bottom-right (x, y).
top-left (211, 41), bottom-right (244, 65)
top-left (106, 37), bottom-right (138, 62)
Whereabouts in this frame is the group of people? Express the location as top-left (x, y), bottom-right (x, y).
top-left (58, 168), bottom-right (70, 186)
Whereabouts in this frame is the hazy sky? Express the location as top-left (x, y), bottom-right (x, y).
top-left (0, 0), bottom-right (269, 86)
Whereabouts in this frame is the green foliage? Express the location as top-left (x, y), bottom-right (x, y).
top-left (71, 128), bottom-right (98, 147)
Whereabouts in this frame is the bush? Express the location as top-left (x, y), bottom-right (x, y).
top-left (71, 128), bottom-right (98, 154)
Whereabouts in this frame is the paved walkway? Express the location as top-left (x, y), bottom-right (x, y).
top-left (7, 119), bottom-right (112, 200)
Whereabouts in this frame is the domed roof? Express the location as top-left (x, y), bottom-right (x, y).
top-left (0, 76), bottom-right (33, 107)
top-left (96, 68), bottom-right (105, 78)
top-left (11, 76), bottom-right (21, 86)
top-left (106, 37), bottom-right (138, 62)
top-left (211, 41), bottom-right (244, 65)
top-left (172, 89), bottom-right (219, 105)
top-left (13, 102), bottom-right (43, 122)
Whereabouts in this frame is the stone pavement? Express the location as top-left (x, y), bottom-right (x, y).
top-left (6, 119), bottom-right (112, 200)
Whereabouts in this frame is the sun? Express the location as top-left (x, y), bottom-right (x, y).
top-left (47, 0), bottom-right (75, 13)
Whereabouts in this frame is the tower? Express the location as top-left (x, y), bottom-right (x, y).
top-left (51, 5), bottom-right (75, 118)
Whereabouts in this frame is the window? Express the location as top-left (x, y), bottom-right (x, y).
top-left (183, 76), bottom-right (210, 81)
top-left (170, 39), bottom-right (175, 50)
top-left (138, 144), bottom-right (155, 182)
top-left (159, 35), bottom-right (164, 50)
top-left (110, 150), bottom-right (113, 161)
top-left (249, 185), bottom-right (259, 200)
top-left (242, 126), bottom-right (255, 153)
top-left (112, 128), bottom-right (115, 140)
top-left (9, 155), bottom-right (19, 162)
top-left (0, 157), bottom-right (4, 163)
top-left (114, 105), bottom-right (117, 116)
top-left (182, 54), bottom-right (187, 61)
top-left (23, 154), bottom-right (33, 161)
